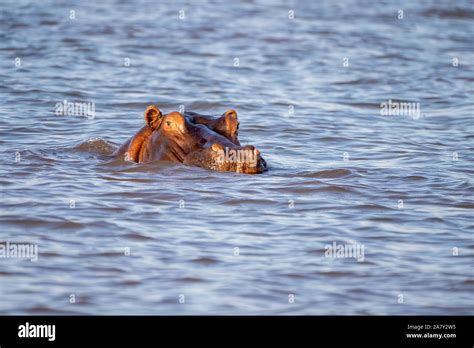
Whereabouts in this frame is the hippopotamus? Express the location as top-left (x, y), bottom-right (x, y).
top-left (113, 105), bottom-right (267, 174)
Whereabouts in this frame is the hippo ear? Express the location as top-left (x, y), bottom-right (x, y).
top-left (144, 105), bottom-right (163, 129)
top-left (224, 109), bottom-right (238, 119)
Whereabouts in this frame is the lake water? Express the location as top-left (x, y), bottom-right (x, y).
top-left (0, 0), bottom-right (473, 314)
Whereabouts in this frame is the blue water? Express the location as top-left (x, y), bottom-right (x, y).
top-left (0, 0), bottom-right (473, 314)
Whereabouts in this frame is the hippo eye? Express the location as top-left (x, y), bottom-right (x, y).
top-left (166, 121), bottom-right (172, 126)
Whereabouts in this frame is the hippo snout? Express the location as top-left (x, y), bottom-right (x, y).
top-left (209, 144), bottom-right (267, 174)
top-left (184, 144), bottom-right (267, 174)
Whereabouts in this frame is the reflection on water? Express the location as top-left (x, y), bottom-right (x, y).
top-left (0, 0), bottom-right (473, 314)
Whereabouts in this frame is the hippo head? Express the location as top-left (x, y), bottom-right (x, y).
top-left (144, 108), bottom-right (267, 174)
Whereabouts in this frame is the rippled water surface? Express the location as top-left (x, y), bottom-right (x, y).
top-left (0, 0), bottom-right (473, 314)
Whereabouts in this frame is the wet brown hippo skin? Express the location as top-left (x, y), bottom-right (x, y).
top-left (116, 106), bottom-right (267, 174)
